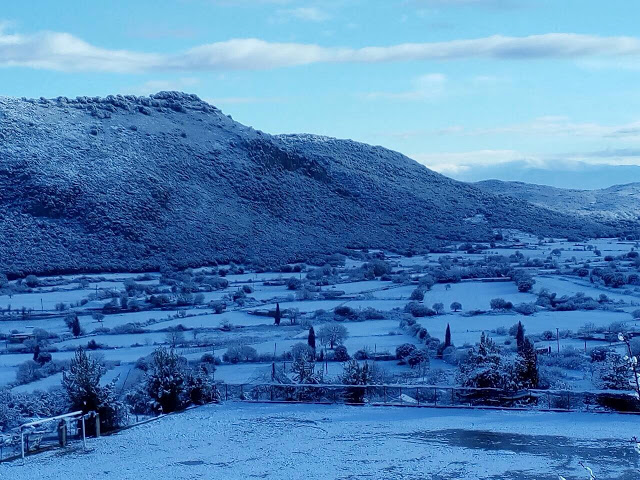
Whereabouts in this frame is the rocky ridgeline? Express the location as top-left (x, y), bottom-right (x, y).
top-left (18, 91), bottom-right (220, 119)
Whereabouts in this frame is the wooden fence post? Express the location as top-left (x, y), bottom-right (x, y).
top-left (81, 416), bottom-right (87, 450)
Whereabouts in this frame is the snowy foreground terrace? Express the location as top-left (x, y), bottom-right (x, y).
top-left (2, 403), bottom-right (638, 480)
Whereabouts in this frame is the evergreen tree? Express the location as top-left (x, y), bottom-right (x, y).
top-left (72, 315), bottom-right (82, 338)
top-left (515, 337), bottom-right (539, 388)
top-left (184, 368), bottom-right (218, 405)
top-left (595, 352), bottom-right (630, 390)
top-left (290, 348), bottom-right (323, 400)
top-left (516, 321), bottom-right (525, 351)
top-left (274, 303), bottom-right (281, 326)
top-left (341, 360), bottom-right (379, 403)
top-left (63, 348), bottom-right (104, 413)
top-left (619, 332), bottom-right (640, 398)
top-left (291, 354), bottom-right (318, 384)
top-left (444, 324), bottom-right (452, 348)
top-left (62, 348), bottom-right (124, 431)
top-left (458, 333), bottom-right (503, 389)
top-left (146, 347), bottom-right (187, 413)
top-left (308, 326), bottom-right (316, 351)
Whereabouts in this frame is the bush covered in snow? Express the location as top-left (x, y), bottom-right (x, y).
top-left (223, 345), bottom-right (259, 364)
top-left (62, 348), bottom-right (126, 431)
top-left (405, 302), bottom-right (437, 317)
top-left (0, 389), bottom-right (69, 432)
top-left (490, 298), bottom-right (513, 311)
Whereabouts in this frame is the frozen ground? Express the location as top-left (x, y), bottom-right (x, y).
top-left (1, 403), bottom-right (638, 480)
top-left (2, 236), bottom-right (639, 392)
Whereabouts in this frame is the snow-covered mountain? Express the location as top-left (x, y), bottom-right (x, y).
top-left (476, 180), bottom-right (640, 223)
top-left (0, 92), bottom-right (631, 275)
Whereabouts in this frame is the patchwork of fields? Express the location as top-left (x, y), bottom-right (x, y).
top-left (1, 234), bottom-right (638, 396)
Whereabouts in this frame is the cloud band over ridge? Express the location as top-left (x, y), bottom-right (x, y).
top-left (1, 27), bottom-right (640, 73)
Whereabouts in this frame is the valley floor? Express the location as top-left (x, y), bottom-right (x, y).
top-left (2, 402), bottom-right (638, 480)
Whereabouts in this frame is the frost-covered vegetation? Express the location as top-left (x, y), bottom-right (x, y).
top-left (0, 93), bottom-right (634, 277)
top-left (2, 232), bottom-right (640, 439)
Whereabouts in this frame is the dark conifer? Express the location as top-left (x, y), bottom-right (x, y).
top-left (274, 303), bottom-right (281, 326)
top-left (516, 337), bottom-right (539, 388)
top-left (516, 321), bottom-right (525, 351)
top-left (72, 316), bottom-right (82, 337)
top-left (308, 326), bottom-right (316, 351)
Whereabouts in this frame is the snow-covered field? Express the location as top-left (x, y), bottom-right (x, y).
top-left (2, 403), bottom-right (637, 479)
top-left (1, 236), bottom-right (639, 395)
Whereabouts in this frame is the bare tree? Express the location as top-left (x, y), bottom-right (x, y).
top-left (166, 330), bottom-right (186, 349)
top-left (317, 323), bottom-right (348, 349)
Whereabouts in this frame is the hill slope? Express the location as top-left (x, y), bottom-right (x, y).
top-left (476, 180), bottom-right (640, 223)
top-left (0, 93), bottom-right (629, 275)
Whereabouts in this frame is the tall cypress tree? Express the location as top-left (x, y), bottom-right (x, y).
top-left (516, 321), bottom-right (525, 351)
top-left (515, 337), bottom-right (539, 388)
top-left (72, 316), bottom-right (82, 338)
top-left (308, 326), bottom-right (316, 351)
top-left (444, 324), bottom-right (452, 348)
top-left (274, 303), bottom-right (281, 326)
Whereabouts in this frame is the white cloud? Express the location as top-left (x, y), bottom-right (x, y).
top-left (410, 147), bottom-right (640, 175)
top-left (472, 117), bottom-right (640, 138)
top-left (387, 117), bottom-right (640, 140)
top-left (279, 7), bottom-right (330, 22)
top-left (363, 73), bottom-right (446, 101)
top-left (577, 58), bottom-right (640, 72)
top-left (412, 149), bottom-right (530, 173)
top-left (0, 30), bottom-right (163, 73)
top-left (2, 29), bottom-right (640, 73)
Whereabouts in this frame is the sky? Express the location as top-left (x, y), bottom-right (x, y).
top-left (1, 0), bottom-right (640, 188)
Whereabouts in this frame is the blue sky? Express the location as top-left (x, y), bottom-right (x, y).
top-left (2, 0), bottom-right (640, 188)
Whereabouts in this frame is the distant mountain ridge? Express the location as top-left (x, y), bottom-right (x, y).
top-left (448, 162), bottom-right (640, 189)
top-left (475, 180), bottom-right (640, 223)
top-left (0, 92), bottom-right (633, 275)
